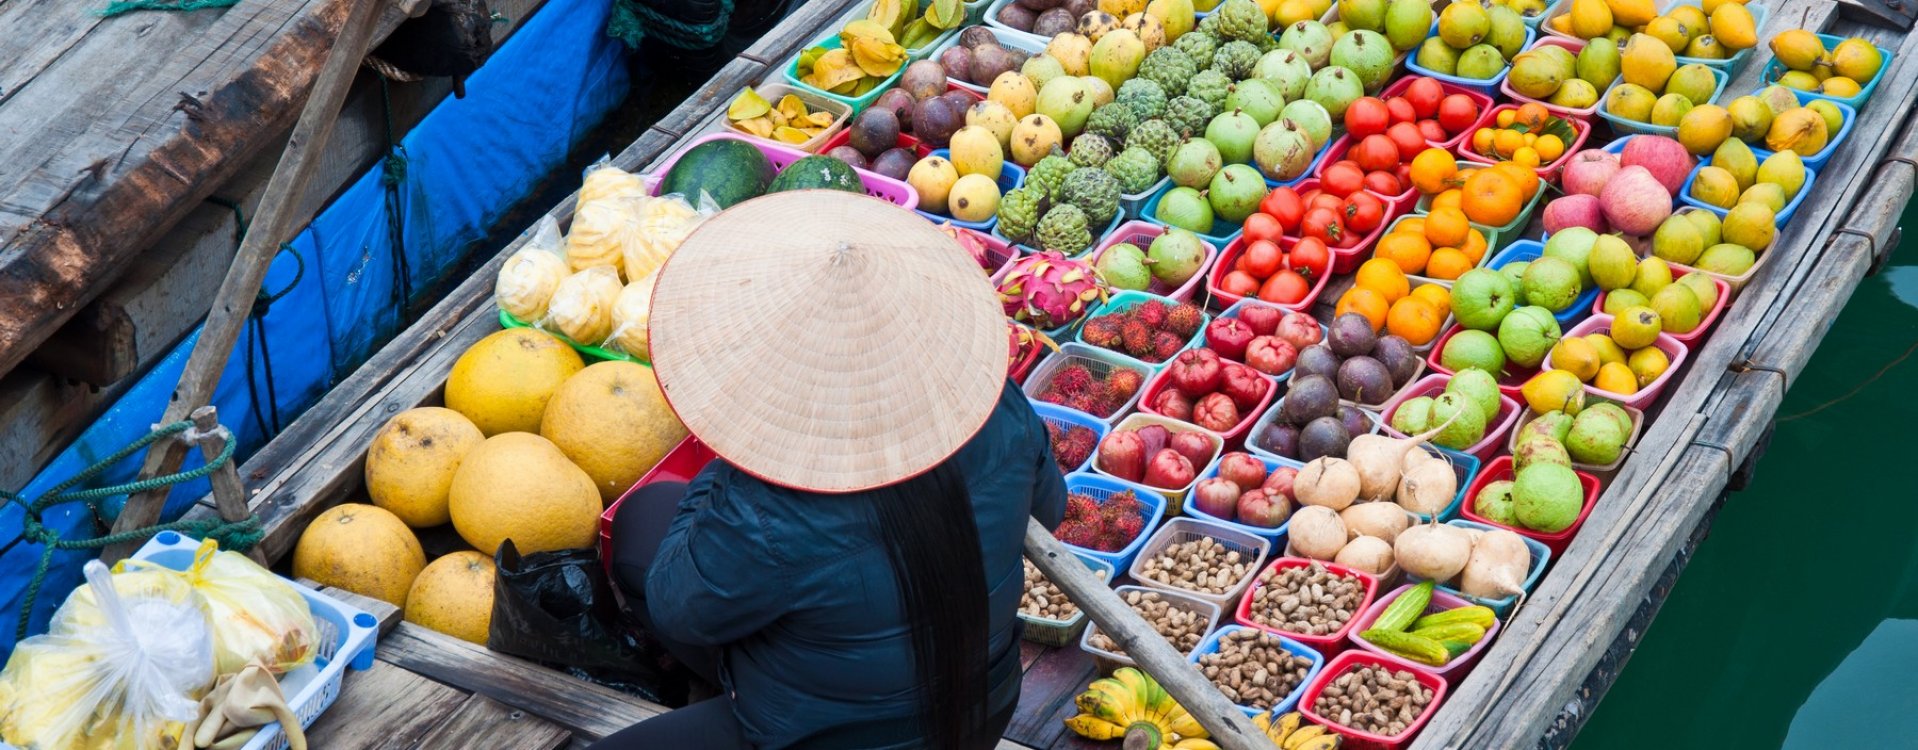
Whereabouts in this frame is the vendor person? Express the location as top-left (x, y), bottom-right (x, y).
top-left (593, 191), bottom-right (1067, 750)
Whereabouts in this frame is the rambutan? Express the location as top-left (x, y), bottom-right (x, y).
top-left (1105, 512), bottom-right (1145, 549)
top-left (1064, 393), bottom-right (1102, 415)
top-left (1063, 427), bottom-right (1099, 464)
top-left (1037, 390), bottom-right (1069, 406)
top-left (1120, 319), bottom-right (1154, 357)
top-left (1166, 303), bottom-right (1204, 338)
top-left (1050, 363), bottom-right (1096, 397)
top-left (1135, 300), bottom-right (1169, 329)
top-left (1101, 491), bottom-right (1143, 525)
top-left (1150, 331), bottom-right (1186, 362)
top-left (1104, 368), bottom-right (1144, 401)
top-left (1081, 316), bottom-right (1123, 348)
top-left (1065, 492), bottom-right (1100, 522)
top-left (1056, 519), bottom-right (1102, 549)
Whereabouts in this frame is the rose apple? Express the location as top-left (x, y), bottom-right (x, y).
top-left (1168, 348), bottom-right (1224, 397)
top-left (1245, 335), bottom-right (1300, 376)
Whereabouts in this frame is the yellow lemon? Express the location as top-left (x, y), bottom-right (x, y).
top-left (1628, 346), bottom-right (1671, 388)
top-left (1523, 369), bottom-right (1588, 415)
top-left (1584, 333), bottom-right (1628, 370)
top-left (1550, 337), bottom-right (1603, 382)
top-left (1594, 361), bottom-right (1640, 395)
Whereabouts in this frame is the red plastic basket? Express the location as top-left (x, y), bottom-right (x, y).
top-left (1591, 269), bottom-right (1730, 347)
top-left (1235, 557), bottom-right (1380, 656)
top-left (1347, 584), bottom-right (1503, 679)
top-left (1289, 177), bottom-right (1400, 277)
top-left (1136, 354), bottom-right (1277, 448)
top-left (1376, 373), bottom-right (1521, 461)
top-left (1454, 104), bottom-right (1594, 182)
top-left (1316, 137), bottom-right (1420, 219)
top-left (1424, 324), bottom-right (1536, 400)
top-left (1458, 455), bottom-right (1602, 556)
top-left (1377, 76), bottom-right (1498, 154)
top-left (1090, 221), bottom-right (1220, 303)
top-left (647, 133), bottom-right (919, 210)
top-left (598, 436), bottom-right (720, 571)
top-left (1300, 650), bottom-right (1449, 749)
top-left (1544, 315), bottom-right (1690, 410)
top-left (1498, 36), bottom-right (1603, 121)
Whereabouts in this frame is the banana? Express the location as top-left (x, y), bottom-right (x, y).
top-left (1075, 689), bottom-right (1130, 725)
top-left (1282, 724), bottom-right (1329, 750)
top-left (1166, 709), bottom-right (1206, 740)
top-left (1293, 735), bottom-right (1342, 750)
top-left (1064, 714), bottom-right (1129, 740)
top-left (1171, 739), bottom-right (1222, 749)
top-left (1258, 711), bottom-right (1301, 742)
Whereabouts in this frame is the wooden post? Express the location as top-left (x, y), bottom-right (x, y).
top-left (1023, 519), bottom-right (1275, 750)
top-left (102, 0), bottom-right (391, 563)
top-left (185, 406), bottom-right (269, 566)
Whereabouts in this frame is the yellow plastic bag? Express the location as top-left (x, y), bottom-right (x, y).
top-left (121, 539), bottom-right (319, 677)
top-left (0, 562), bottom-right (213, 750)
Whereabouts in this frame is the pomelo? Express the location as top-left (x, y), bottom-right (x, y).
top-left (293, 504), bottom-right (425, 607)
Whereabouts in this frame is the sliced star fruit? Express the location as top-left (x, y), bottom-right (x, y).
top-left (727, 88), bottom-right (771, 121)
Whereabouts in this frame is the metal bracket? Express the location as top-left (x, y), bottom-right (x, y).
top-left (1728, 357), bottom-right (1788, 382)
top-left (1840, 0), bottom-right (1917, 30)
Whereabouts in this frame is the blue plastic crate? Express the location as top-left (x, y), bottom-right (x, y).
top-left (1484, 239), bottom-right (1599, 328)
top-left (1595, 66), bottom-right (1731, 137)
top-left (1403, 24), bottom-right (1535, 96)
top-left (1747, 99), bottom-right (1855, 172)
top-left (1759, 33), bottom-right (1896, 112)
top-left (1677, 155), bottom-right (1816, 226)
top-left (1032, 400), bottom-right (1112, 474)
top-left (1413, 443), bottom-right (1482, 523)
top-left (914, 149), bottom-right (1027, 231)
top-left (1059, 472), bottom-right (1169, 573)
top-left (1667, 0), bottom-right (1770, 75)
top-left (1181, 451), bottom-right (1304, 544)
top-left (1434, 520), bottom-right (1552, 616)
top-left (1186, 625), bottom-right (1325, 718)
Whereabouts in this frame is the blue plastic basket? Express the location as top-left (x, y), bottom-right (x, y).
top-left (913, 149), bottom-right (1027, 231)
top-left (1186, 625), bottom-right (1326, 718)
top-left (783, 35), bottom-right (907, 112)
top-left (1075, 289), bottom-right (1212, 372)
top-left (1142, 182), bottom-right (1244, 251)
top-left (1676, 155), bottom-right (1816, 226)
top-left (1032, 400), bottom-right (1112, 474)
top-left (1595, 66), bottom-right (1731, 137)
top-left (1435, 520), bottom-right (1551, 616)
top-left (1060, 472), bottom-right (1169, 573)
top-left (131, 532), bottom-right (380, 750)
top-left (1403, 24), bottom-right (1536, 96)
top-left (1484, 239), bottom-right (1599, 328)
top-left (1017, 551), bottom-right (1117, 647)
top-left (1666, 0), bottom-right (1770, 75)
top-left (1747, 99), bottom-right (1855, 172)
top-left (1759, 33), bottom-right (1896, 112)
top-left (1181, 451), bottom-right (1306, 543)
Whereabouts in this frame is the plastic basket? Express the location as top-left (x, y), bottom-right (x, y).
top-left (1181, 451), bottom-right (1305, 543)
top-left (1018, 552), bottom-right (1117, 647)
top-left (1300, 650), bottom-right (1448, 749)
top-left (1348, 584), bottom-right (1503, 678)
top-left (1081, 585), bottom-right (1223, 674)
top-left (1378, 75), bottom-right (1499, 154)
top-left (1484, 239), bottom-right (1598, 328)
top-left (499, 309), bottom-right (647, 366)
top-left (1595, 67), bottom-right (1730, 137)
top-left (1759, 33), bottom-right (1896, 112)
top-left (1498, 36), bottom-right (1604, 120)
top-left (1207, 234), bottom-right (1336, 311)
top-left (914, 148), bottom-right (1027, 231)
top-left (647, 132), bottom-right (919, 209)
top-left (1122, 176), bottom-right (1175, 221)
top-left (1454, 104), bottom-right (1594, 182)
top-left (1666, 0), bottom-right (1769, 75)
top-left (1678, 157), bottom-right (1816, 226)
top-left (967, 225), bottom-right (1021, 284)
top-left (1235, 557), bottom-right (1380, 656)
top-left (928, 26), bottom-right (1046, 95)
top-left (1130, 517), bottom-right (1274, 607)
top-left (599, 436), bottom-right (718, 569)
top-left (1591, 261), bottom-right (1728, 347)
top-left (1435, 520), bottom-right (1551, 615)
top-left (1138, 358), bottom-right (1277, 447)
top-left (1032, 400), bottom-right (1112, 474)
top-left (981, 0), bottom-right (1051, 46)
top-left (817, 128), bottom-right (929, 162)
top-left (1245, 398), bottom-right (1385, 466)
top-left (1507, 400), bottom-right (1645, 474)
top-left (1662, 230), bottom-right (1777, 293)
top-left (1458, 455), bottom-right (1601, 555)
top-left (1403, 25), bottom-right (1537, 96)
top-left (1377, 373), bottom-right (1521, 462)
top-left (1424, 324), bottom-right (1535, 400)
top-left (1096, 413), bottom-right (1226, 502)
top-left (1022, 342), bottom-right (1153, 425)
top-left (131, 532), bottom-right (380, 750)
top-left (1059, 472), bottom-right (1169, 573)
top-left (1142, 182), bottom-right (1244, 251)
top-left (1201, 300), bottom-right (1329, 374)
top-left (993, 212), bottom-right (1125, 259)
top-left (1188, 625), bottom-right (1326, 718)
top-left (1075, 290), bottom-right (1211, 372)
top-left (1546, 314), bottom-right (1689, 409)
top-left (721, 84), bottom-right (853, 153)
top-left (1092, 221), bottom-right (1221, 303)
top-left (1316, 137), bottom-right (1420, 217)
top-left (782, 35), bottom-right (907, 112)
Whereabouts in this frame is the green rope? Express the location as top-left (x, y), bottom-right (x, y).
top-left (3, 421), bottom-right (262, 640)
top-left (99, 0), bottom-right (237, 18)
top-left (608, 0), bottom-right (734, 51)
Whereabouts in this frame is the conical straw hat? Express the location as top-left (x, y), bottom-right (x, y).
top-left (647, 190), bottom-right (1008, 494)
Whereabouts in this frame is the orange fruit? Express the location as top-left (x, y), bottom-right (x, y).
top-left (1357, 258), bottom-right (1411, 302)
top-left (1387, 296), bottom-right (1444, 345)
top-left (1376, 232), bottom-right (1434, 275)
top-left (1461, 170), bottom-right (1523, 227)
top-left (1426, 247), bottom-right (1475, 280)
top-left (1396, 216), bottom-right (1427, 237)
top-left (1513, 147), bottom-right (1541, 168)
top-left (1522, 132), bottom-right (1539, 146)
top-left (1535, 134), bottom-right (1566, 162)
top-left (1425, 207), bottom-right (1472, 249)
top-left (1494, 129), bottom-right (1524, 157)
top-left (1431, 189), bottom-right (1463, 212)
top-left (1496, 110), bottom-right (1517, 128)
top-left (1516, 103), bottom-right (1550, 130)
top-left (1411, 283), bottom-right (1452, 317)
top-left (1472, 128), bottom-right (1495, 155)
top-left (1460, 228), bottom-right (1489, 263)
top-left (1492, 161), bottom-right (1542, 201)
top-left (1410, 148), bottom-right (1460, 195)
top-left (1336, 287), bottom-right (1390, 332)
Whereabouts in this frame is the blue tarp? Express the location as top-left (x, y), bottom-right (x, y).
top-left (0, 0), bottom-right (630, 655)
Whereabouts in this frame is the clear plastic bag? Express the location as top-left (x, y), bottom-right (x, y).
top-left (621, 193), bottom-right (714, 284)
top-left (577, 158), bottom-right (647, 206)
top-left (604, 273), bottom-right (658, 360)
top-left (544, 265), bottom-right (624, 346)
top-left (566, 197), bottom-right (643, 276)
top-left (120, 539), bottom-right (319, 677)
top-left (0, 561), bottom-right (214, 750)
top-left (495, 216), bottom-right (570, 322)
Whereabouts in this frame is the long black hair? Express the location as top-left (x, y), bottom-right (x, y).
top-left (866, 459), bottom-right (990, 750)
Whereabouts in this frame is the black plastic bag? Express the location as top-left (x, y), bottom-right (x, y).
top-left (488, 540), bottom-right (687, 705)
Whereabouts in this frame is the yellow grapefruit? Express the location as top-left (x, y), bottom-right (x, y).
top-left (541, 362), bottom-right (687, 503)
top-left (292, 504), bottom-right (425, 607)
top-left (365, 407), bottom-right (485, 527)
top-left (448, 432), bottom-right (600, 555)
top-left (445, 328), bottom-right (584, 436)
top-left (404, 551), bottom-right (496, 645)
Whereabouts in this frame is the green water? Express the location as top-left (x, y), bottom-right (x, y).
top-left (1575, 202), bottom-right (1918, 747)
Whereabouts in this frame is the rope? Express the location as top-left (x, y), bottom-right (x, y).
top-left (607, 0), bottom-right (734, 50)
top-left (376, 74), bottom-right (417, 322)
top-left (99, 0), bottom-right (236, 17)
top-left (1777, 338), bottom-right (1918, 422)
top-left (2, 421), bottom-right (261, 639)
top-left (206, 197), bottom-right (299, 438)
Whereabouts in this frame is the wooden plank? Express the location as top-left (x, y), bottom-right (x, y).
top-left (736, 0), bottom-right (864, 64)
top-left (1004, 645), bottom-right (1095, 750)
top-left (649, 58), bottom-right (778, 138)
top-left (304, 658), bottom-right (470, 749)
top-left (416, 693), bottom-right (573, 750)
top-left (375, 622), bottom-right (666, 742)
top-left (0, 370), bottom-right (106, 493)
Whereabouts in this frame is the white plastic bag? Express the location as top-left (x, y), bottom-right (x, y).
top-left (120, 539), bottom-right (319, 677)
top-left (544, 265), bottom-right (624, 346)
top-left (577, 158), bottom-right (647, 206)
top-left (0, 561), bottom-right (214, 750)
top-left (621, 193), bottom-right (713, 283)
top-left (566, 197), bottom-right (643, 275)
top-left (495, 216), bottom-right (570, 322)
top-left (605, 274), bottom-right (658, 360)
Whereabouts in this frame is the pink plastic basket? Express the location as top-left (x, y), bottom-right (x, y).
top-left (1235, 557), bottom-right (1380, 657)
top-left (1459, 456), bottom-right (1602, 556)
top-left (1348, 584), bottom-right (1503, 679)
top-left (1498, 36), bottom-right (1603, 120)
top-left (1300, 650), bottom-right (1449, 749)
top-left (1544, 315), bottom-right (1690, 410)
top-left (1424, 324), bottom-right (1535, 400)
top-left (1377, 373), bottom-right (1521, 462)
top-left (1136, 354), bottom-right (1277, 448)
top-left (646, 132), bottom-right (919, 210)
top-left (1454, 104), bottom-right (1594, 182)
top-left (1289, 177), bottom-right (1400, 277)
top-left (1091, 221), bottom-right (1220, 303)
top-left (1591, 267), bottom-right (1729, 347)
top-left (1377, 75), bottom-right (1498, 154)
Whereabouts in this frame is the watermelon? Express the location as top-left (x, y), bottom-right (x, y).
top-left (767, 155), bottom-right (864, 194)
top-left (659, 139), bottom-right (775, 208)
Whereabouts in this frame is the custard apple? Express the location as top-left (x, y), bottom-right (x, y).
top-left (1026, 152), bottom-right (1075, 199)
top-left (1116, 79), bottom-right (1168, 120)
top-left (1137, 47), bottom-right (1198, 97)
top-left (1057, 167), bottom-right (1123, 227)
top-left (1104, 147), bottom-right (1164, 194)
top-left (1085, 104), bottom-right (1137, 143)
top-left (1173, 30), bottom-right (1220, 65)
top-left (1068, 134), bottom-right (1115, 168)
top-left (1163, 96), bottom-right (1216, 138)
top-left (1215, 0), bottom-right (1269, 43)
top-left (1212, 41), bottom-right (1262, 80)
top-left (1126, 119), bottom-right (1182, 165)
top-left (997, 187), bottom-right (1044, 244)
top-left (1195, 12), bottom-right (1224, 39)
top-left (1034, 204), bottom-right (1093, 256)
top-left (1186, 69), bottom-right (1232, 111)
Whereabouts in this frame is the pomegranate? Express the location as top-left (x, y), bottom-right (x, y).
top-left (1168, 348), bottom-right (1225, 398)
top-left (1205, 318), bottom-right (1257, 361)
top-left (1220, 364), bottom-right (1267, 411)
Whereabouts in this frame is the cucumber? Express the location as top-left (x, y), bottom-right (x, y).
top-left (1359, 628), bottom-right (1451, 666)
top-left (1374, 580), bottom-right (1435, 633)
top-left (1410, 622), bottom-right (1487, 657)
top-left (1411, 605), bottom-right (1496, 631)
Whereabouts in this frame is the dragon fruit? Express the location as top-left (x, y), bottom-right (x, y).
top-left (997, 252), bottom-right (1107, 330)
top-left (939, 222), bottom-right (994, 271)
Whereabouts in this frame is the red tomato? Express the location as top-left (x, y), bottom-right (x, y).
top-left (1344, 97), bottom-right (1391, 138)
top-left (1364, 170), bottom-right (1404, 196)
top-left (1417, 119), bottom-right (1448, 142)
top-left (1350, 134), bottom-right (1401, 173)
top-left (1258, 188), bottom-right (1303, 232)
top-left (1438, 94), bottom-right (1480, 135)
top-left (1289, 237), bottom-right (1330, 279)
top-left (1321, 161), bottom-right (1365, 197)
top-left (1302, 207), bottom-right (1346, 246)
top-left (1404, 77), bottom-right (1445, 119)
top-left (1385, 97), bottom-right (1417, 125)
top-left (1343, 191), bottom-right (1385, 234)
top-left (1258, 270), bottom-right (1311, 305)
top-left (1242, 239), bottom-right (1283, 278)
top-left (1243, 212), bottom-right (1285, 245)
top-left (1300, 188), bottom-right (1323, 203)
top-left (1221, 270), bottom-right (1261, 297)
top-left (1308, 192), bottom-right (1344, 213)
top-left (1386, 122), bottom-right (1426, 162)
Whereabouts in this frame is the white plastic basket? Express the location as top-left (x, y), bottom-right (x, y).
top-left (1128, 517), bottom-right (1273, 608)
top-left (1080, 585), bottom-right (1222, 674)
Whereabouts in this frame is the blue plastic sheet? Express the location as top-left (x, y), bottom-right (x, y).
top-left (0, 0), bottom-right (630, 655)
